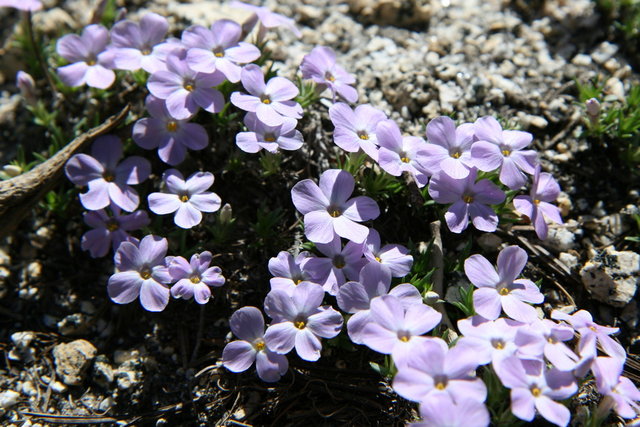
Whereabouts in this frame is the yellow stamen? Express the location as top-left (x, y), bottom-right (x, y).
top-left (140, 270), bottom-right (151, 280)
top-left (451, 151), bottom-right (461, 159)
top-left (184, 84), bottom-right (194, 91)
top-left (106, 220), bottom-right (119, 232)
top-left (166, 121), bottom-right (178, 132)
top-left (502, 149), bottom-right (511, 156)
top-left (531, 387), bottom-right (541, 397)
top-left (401, 157), bottom-right (410, 163)
top-left (190, 276), bottom-right (200, 284)
top-left (375, 256), bottom-right (382, 263)
top-left (103, 172), bottom-right (115, 182)
top-left (294, 320), bottom-right (306, 329)
top-left (463, 195), bottom-right (474, 204)
top-left (499, 287), bottom-right (510, 296)
top-left (547, 336), bottom-right (557, 344)
top-left (358, 132), bottom-right (369, 140)
top-left (254, 340), bottom-right (265, 351)
top-left (214, 52), bottom-right (224, 58)
top-left (533, 199), bottom-right (541, 205)
top-left (295, 279), bottom-right (302, 285)
top-left (330, 210), bottom-right (341, 217)
top-left (399, 335), bottom-right (410, 342)
top-left (435, 382), bottom-right (446, 390)
top-left (141, 49), bottom-right (151, 56)
top-left (262, 98), bottom-right (271, 104)
top-left (86, 59), bottom-right (96, 66)
top-left (589, 326), bottom-right (597, 332)
top-left (493, 341), bottom-right (505, 350)
top-left (264, 134), bottom-right (276, 142)
top-left (180, 194), bottom-right (190, 202)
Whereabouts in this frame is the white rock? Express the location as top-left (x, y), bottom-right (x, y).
top-left (581, 247), bottom-right (639, 307)
top-left (0, 390), bottom-right (20, 409)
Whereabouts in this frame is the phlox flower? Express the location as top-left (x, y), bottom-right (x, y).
top-left (263, 281), bottom-right (343, 362)
top-left (428, 168), bottom-right (505, 233)
top-left (515, 319), bottom-right (579, 371)
top-left (464, 245), bottom-right (544, 323)
top-left (0, 0), bottom-right (42, 11)
top-left (471, 116), bottom-right (538, 189)
top-left (183, 20), bottom-right (260, 83)
top-left (337, 263), bottom-right (421, 344)
top-left (376, 119), bottom-right (430, 187)
top-left (455, 316), bottom-right (522, 366)
top-left (359, 294), bottom-right (441, 366)
top-left (107, 235), bottom-right (173, 312)
top-left (56, 24), bottom-right (115, 89)
top-left (133, 95), bottom-right (209, 165)
top-left (393, 338), bottom-right (487, 403)
top-left (303, 235), bottom-right (366, 295)
top-left (230, 64), bottom-right (302, 126)
top-left (300, 46), bottom-right (358, 103)
top-left (551, 309), bottom-right (626, 361)
top-left (222, 306), bottom-right (288, 382)
top-left (421, 116), bottom-right (475, 179)
top-left (230, 1), bottom-right (302, 39)
top-left (291, 169), bottom-right (380, 244)
top-left (148, 169), bottom-right (221, 229)
top-left (328, 102), bottom-right (387, 160)
top-left (81, 206), bottom-right (149, 258)
top-left (235, 112), bottom-right (303, 153)
top-left (362, 229), bottom-right (413, 278)
top-left (109, 12), bottom-right (169, 73)
top-left (411, 394), bottom-right (490, 427)
top-left (592, 356), bottom-right (640, 419)
top-left (65, 135), bottom-right (150, 212)
top-left (147, 49), bottom-right (225, 120)
top-left (268, 251), bottom-right (314, 294)
top-left (168, 251), bottom-right (225, 304)
top-left (513, 165), bottom-right (563, 240)
top-left (494, 357), bottom-right (577, 427)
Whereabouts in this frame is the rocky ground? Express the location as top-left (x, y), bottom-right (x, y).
top-left (0, 0), bottom-right (639, 425)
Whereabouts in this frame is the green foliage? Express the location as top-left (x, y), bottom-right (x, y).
top-left (369, 355), bottom-right (397, 379)
top-left (295, 77), bottom-right (320, 108)
top-left (99, 0), bottom-right (119, 28)
top-left (595, 0), bottom-right (640, 40)
top-left (359, 167), bottom-right (404, 200)
top-left (250, 205), bottom-right (286, 248)
top-left (259, 152), bottom-right (282, 177)
top-left (482, 367), bottom-right (525, 426)
top-left (40, 187), bottom-right (75, 217)
top-left (448, 283), bottom-right (475, 317)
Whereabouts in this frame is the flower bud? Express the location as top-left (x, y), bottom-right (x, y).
top-left (16, 71), bottom-right (37, 106)
top-left (3, 164), bottom-right (22, 177)
top-left (219, 203), bottom-right (233, 224)
top-left (586, 98), bottom-right (600, 118)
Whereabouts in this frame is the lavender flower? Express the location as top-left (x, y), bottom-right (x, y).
top-left (81, 206), bottom-right (149, 258)
top-left (328, 102), bottom-right (386, 160)
top-left (494, 357), bottom-right (577, 427)
top-left (513, 165), bottom-right (563, 240)
top-left (411, 395), bottom-right (490, 427)
top-left (263, 281), bottom-right (343, 362)
top-left (515, 319), bottom-right (579, 371)
top-left (147, 49), bottom-right (225, 120)
top-left (428, 168), bottom-right (505, 233)
top-left (302, 234), bottom-right (366, 295)
top-left (421, 116), bottom-right (475, 179)
top-left (291, 169), bottom-right (380, 244)
top-left (148, 169), bottom-right (221, 229)
top-left (359, 294), bottom-right (441, 366)
top-left (464, 246), bottom-right (544, 323)
top-left (592, 356), bottom-right (640, 419)
top-left (168, 251), bottom-right (225, 304)
top-left (230, 64), bottom-right (302, 126)
top-left (471, 116), bottom-right (538, 189)
top-left (222, 306), bottom-right (288, 382)
top-left (0, 0), bottom-right (42, 11)
top-left (362, 229), bottom-right (412, 278)
top-left (183, 20), bottom-right (260, 83)
top-left (230, 1), bottom-right (302, 39)
top-left (300, 46), bottom-right (358, 103)
top-left (132, 95), bottom-right (208, 165)
top-left (376, 119), bottom-right (430, 187)
top-left (268, 250), bottom-right (314, 294)
top-left (456, 316), bottom-right (522, 366)
top-left (393, 338), bottom-right (487, 403)
top-left (551, 309), bottom-right (625, 360)
top-left (65, 135), bottom-right (151, 212)
top-left (107, 235), bottom-right (173, 312)
top-left (235, 112), bottom-right (303, 153)
top-left (109, 12), bottom-right (169, 72)
top-left (56, 24), bottom-right (116, 89)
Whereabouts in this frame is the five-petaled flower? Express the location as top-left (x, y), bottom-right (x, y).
top-left (168, 251), bottom-right (225, 304)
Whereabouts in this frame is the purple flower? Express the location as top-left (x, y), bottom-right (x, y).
top-left (230, 64), bottom-right (302, 126)
top-left (393, 338), bottom-right (487, 403)
top-left (513, 165), bottom-right (563, 240)
top-left (551, 309), bottom-right (625, 361)
top-left (56, 24), bottom-right (115, 89)
top-left (148, 169), bottom-right (221, 229)
top-left (109, 12), bottom-right (169, 72)
top-left (456, 316), bottom-right (522, 366)
top-left (592, 356), bottom-right (640, 419)
top-left (291, 169), bottom-right (380, 244)
top-left (362, 229), bottom-right (412, 278)
top-left (300, 46), bottom-right (358, 103)
top-left (421, 116), bottom-right (475, 179)
top-left (515, 319), bottom-right (579, 371)
top-left (471, 116), bottom-right (538, 189)
top-left (494, 357), bottom-right (577, 427)
top-left (230, 1), bottom-right (302, 39)
top-left (107, 235), bottom-right (173, 312)
top-left (235, 112), bottom-right (303, 154)
top-left (65, 135), bottom-right (151, 212)
top-left (428, 168), bottom-right (505, 233)
top-left (263, 281), bottom-right (343, 362)
top-left (376, 119), bottom-right (430, 187)
top-left (302, 234), bottom-right (366, 295)
top-left (328, 102), bottom-right (387, 160)
top-left (268, 251), bottom-right (314, 294)
top-left (464, 246), bottom-right (544, 323)
top-left (222, 306), bottom-right (289, 382)
top-left (411, 394), bottom-right (490, 427)
top-left (168, 251), bottom-right (225, 304)
top-left (183, 20), bottom-right (260, 83)
top-left (337, 263), bottom-right (421, 344)
top-left (81, 206), bottom-right (149, 258)
top-left (0, 0), bottom-right (42, 11)
top-left (359, 294), bottom-right (441, 366)
top-left (132, 95), bottom-right (208, 165)
top-left (147, 49), bottom-right (225, 120)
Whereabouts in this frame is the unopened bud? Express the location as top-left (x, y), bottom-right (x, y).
top-left (219, 203), bottom-right (233, 223)
top-left (3, 164), bottom-right (22, 177)
top-left (16, 71), bottom-right (37, 106)
top-left (585, 98), bottom-right (600, 120)
top-left (423, 290), bottom-right (441, 305)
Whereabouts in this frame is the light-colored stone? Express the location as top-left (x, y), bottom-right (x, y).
top-left (52, 340), bottom-right (97, 386)
top-left (559, 252), bottom-right (579, 270)
top-left (0, 390), bottom-right (20, 409)
top-left (581, 247), bottom-right (639, 307)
